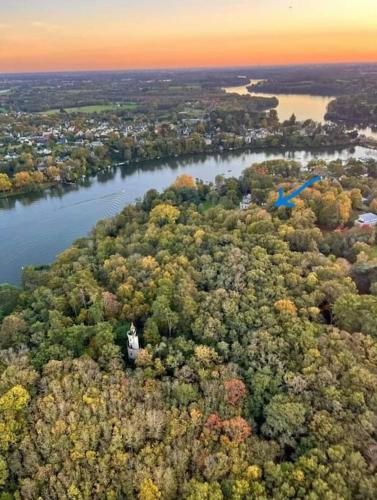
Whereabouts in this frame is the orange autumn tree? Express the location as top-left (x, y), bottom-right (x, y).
top-left (222, 416), bottom-right (252, 443)
top-left (274, 299), bottom-right (297, 315)
top-left (173, 174), bottom-right (196, 190)
top-left (370, 198), bottom-right (377, 214)
top-left (224, 379), bottom-right (247, 406)
top-left (13, 172), bottom-right (32, 189)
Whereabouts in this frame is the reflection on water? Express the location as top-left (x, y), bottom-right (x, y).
top-left (1, 146), bottom-right (377, 285)
top-left (224, 79), bottom-right (334, 123)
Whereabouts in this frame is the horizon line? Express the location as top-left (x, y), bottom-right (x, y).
top-left (1, 60), bottom-right (377, 77)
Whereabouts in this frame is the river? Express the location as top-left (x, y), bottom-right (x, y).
top-left (1, 145), bottom-right (377, 285)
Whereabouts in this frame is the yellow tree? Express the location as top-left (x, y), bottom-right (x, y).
top-left (337, 192), bottom-right (352, 225)
top-left (46, 166), bottom-right (61, 180)
top-left (350, 188), bottom-right (363, 210)
top-left (0, 174), bottom-right (12, 192)
top-left (139, 479), bottom-right (161, 500)
top-left (31, 171), bottom-right (45, 184)
top-left (149, 204), bottom-right (180, 225)
top-left (319, 191), bottom-right (351, 228)
top-left (0, 385), bottom-right (30, 486)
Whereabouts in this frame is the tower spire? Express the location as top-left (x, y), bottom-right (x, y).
top-left (127, 323), bottom-right (139, 360)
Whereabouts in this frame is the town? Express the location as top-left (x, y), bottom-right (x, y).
top-left (0, 95), bottom-right (359, 195)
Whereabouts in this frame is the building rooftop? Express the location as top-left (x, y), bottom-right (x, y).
top-left (357, 213), bottom-right (377, 224)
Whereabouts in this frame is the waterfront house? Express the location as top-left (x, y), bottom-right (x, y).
top-left (240, 194), bottom-right (252, 210)
top-left (356, 213), bottom-right (377, 226)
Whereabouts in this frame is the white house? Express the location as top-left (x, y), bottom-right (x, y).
top-left (356, 213), bottom-right (377, 226)
top-left (240, 194), bottom-right (252, 210)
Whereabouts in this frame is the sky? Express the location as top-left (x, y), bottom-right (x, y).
top-left (0, 0), bottom-right (376, 73)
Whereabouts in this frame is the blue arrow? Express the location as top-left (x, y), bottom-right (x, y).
top-left (275, 176), bottom-right (321, 208)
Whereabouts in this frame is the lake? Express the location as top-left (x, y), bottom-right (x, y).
top-left (224, 80), bottom-right (377, 140)
top-left (1, 145), bottom-right (377, 285)
top-left (224, 79), bottom-right (334, 123)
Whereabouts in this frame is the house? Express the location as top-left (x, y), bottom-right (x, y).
top-left (90, 140), bottom-right (104, 148)
top-left (240, 194), bottom-right (252, 210)
top-left (4, 152), bottom-right (19, 160)
top-left (247, 128), bottom-right (270, 140)
top-left (39, 148), bottom-right (52, 156)
top-left (356, 213), bottom-right (377, 226)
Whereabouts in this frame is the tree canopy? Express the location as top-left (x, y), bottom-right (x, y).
top-left (1, 161), bottom-right (377, 498)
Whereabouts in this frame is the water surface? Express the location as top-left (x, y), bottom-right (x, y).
top-left (224, 80), bottom-right (334, 123)
top-left (1, 146), bottom-right (376, 285)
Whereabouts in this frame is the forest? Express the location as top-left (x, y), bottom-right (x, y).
top-left (0, 71), bottom-right (275, 114)
top-left (247, 64), bottom-right (377, 97)
top-left (1, 159), bottom-right (377, 498)
top-left (326, 94), bottom-right (377, 128)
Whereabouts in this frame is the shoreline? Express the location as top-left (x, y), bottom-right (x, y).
top-left (359, 138), bottom-right (377, 150)
top-left (0, 142), bottom-right (373, 286)
top-left (0, 140), bottom-right (361, 201)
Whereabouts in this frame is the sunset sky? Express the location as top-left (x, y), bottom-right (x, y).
top-left (0, 0), bottom-right (376, 73)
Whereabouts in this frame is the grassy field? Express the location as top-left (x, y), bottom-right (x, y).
top-left (41, 103), bottom-right (137, 115)
top-left (168, 85), bottom-right (201, 91)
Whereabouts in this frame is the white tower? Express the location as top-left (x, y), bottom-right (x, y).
top-left (127, 323), bottom-right (139, 360)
